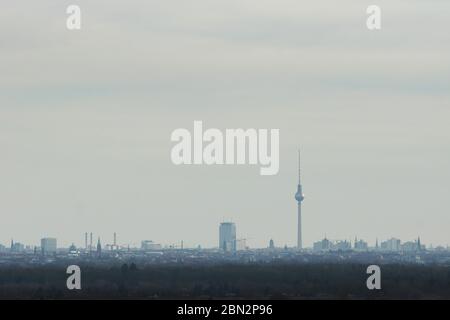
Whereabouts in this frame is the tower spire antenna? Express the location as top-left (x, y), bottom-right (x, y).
top-left (298, 149), bottom-right (301, 184)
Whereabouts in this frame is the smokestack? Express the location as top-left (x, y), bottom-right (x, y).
top-left (90, 232), bottom-right (93, 251)
top-left (85, 232), bottom-right (88, 250)
top-left (114, 232), bottom-right (117, 247)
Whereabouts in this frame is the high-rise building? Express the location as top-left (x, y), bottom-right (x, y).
top-left (10, 239), bottom-right (25, 253)
top-left (219, 222), bottom-right (236, 252)
top-left (381, 238), bottom-right (401, 251)
top-left (402, 237), bottom-right (425, 252)
top-left (333, 240), bottom-right (352, 251)
top-left (41, 238), bottom-right (57, 254)
top-left (96, 237), bottom-right (102, 257)
top-left (141, 240), bottom-right (162, 251)
top-left (294, 150), bottom-right (305, 249)
top-left (313, 237), bottom-right (332, 251)
top-left (12, 242), bottom-right (25, 252)
top-left (354, 237), bottom-right (369, 251)
top-left (269, 239), bottom-right (275, 249)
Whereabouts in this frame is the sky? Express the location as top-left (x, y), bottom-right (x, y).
top-left (1, 1), bottom-right (449, 248)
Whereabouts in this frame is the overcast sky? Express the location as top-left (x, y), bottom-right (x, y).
top-left (1, 1), bottom-right (449, 248)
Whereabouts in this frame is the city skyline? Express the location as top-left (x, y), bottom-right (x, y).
top-left (2, 148), bottom-right (448, 249)
top-left (1, 1), bottom-right (450, 248)
top-left (2, 229), bottom-right (448, 251)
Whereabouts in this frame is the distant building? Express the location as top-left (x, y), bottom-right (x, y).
top-left (40, 238), bottom-right (57, 255)
top-left (381, 238), bottom-right (401, 251)
top-left (402, 241), bottom-right (418, 252)
top-left (354, 238), bottom-right (368, 251)
top-left (236, 239), bottom-right (247, 251)
top-left (68, 243), bottom-right (79, 257)
top-left (402, 237), bottom-right (425, 252)
top-left (313, 237), bottom-right (332, 251)
top-left (269, 239), bottom-right (275, 249)
top-left (10, 239), bottom-right (25, 253)
top-left (96, 238), bottom-right (102, 257)
top-left (112, 232), bottom-right (118, 250)
top-left (141, 240), bottom-right (162, 251)
top-left (219, 222), bottom-right (236, 252)
top-left (313, 238), bottom-right (351, 251)
top-left (333, 240), bottom-right (352, 251)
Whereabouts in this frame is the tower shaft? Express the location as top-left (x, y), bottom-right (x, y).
top-left (297, 201), bottom-right (302, 249)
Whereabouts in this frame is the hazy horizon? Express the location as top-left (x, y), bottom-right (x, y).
top-left (1, 1), bottom-right (449, 248)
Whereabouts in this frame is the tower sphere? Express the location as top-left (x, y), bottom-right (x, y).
top-left (295, 191), bottom-right (304, 202)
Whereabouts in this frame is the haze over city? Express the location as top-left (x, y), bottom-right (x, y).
top-left (1, 1), bottom-right (450, 249)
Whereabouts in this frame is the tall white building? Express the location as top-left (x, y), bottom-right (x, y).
top-left (381, 238), bottom-right (401, 251)
top-left (41, 238), bottom-right (57, 254)
top-left (219, 222), bottom-right (236, 252)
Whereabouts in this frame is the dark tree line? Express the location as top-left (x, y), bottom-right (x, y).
top-left (0, 263), bottom-right (449, 299)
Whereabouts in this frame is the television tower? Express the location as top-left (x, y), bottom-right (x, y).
top-left (294, 150), bottom-right (305, 249)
